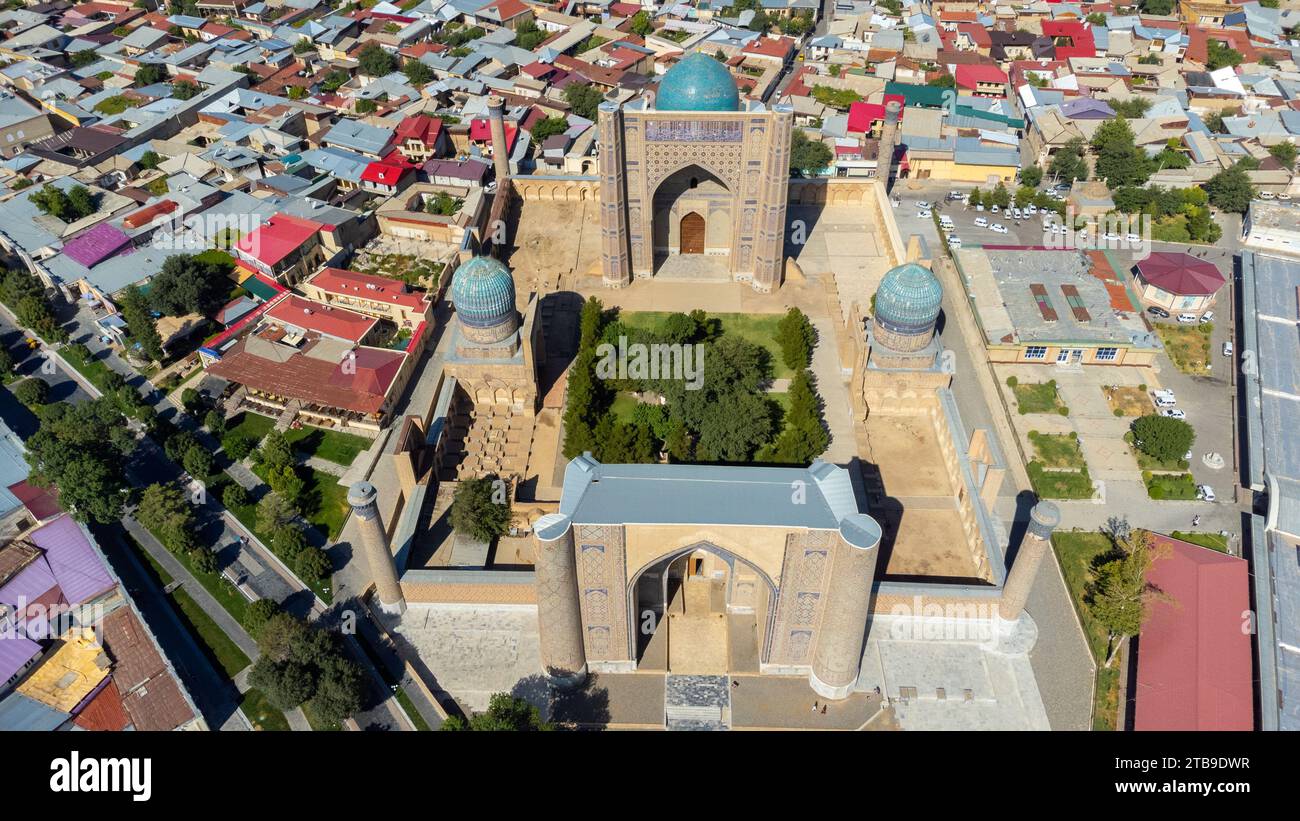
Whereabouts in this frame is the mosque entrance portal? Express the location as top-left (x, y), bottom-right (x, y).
top-left (630, 543), bottom-right (771, 675)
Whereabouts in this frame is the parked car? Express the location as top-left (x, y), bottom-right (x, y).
top-left (990, 223), bottom-right (1009, 234)
top-left (916, 201), bottom-right (931, 210)
top-left (990, 204), bottom-right (1001, 214)
top-left (1147, 306), bottom-right (1170, 319)
top-left (891, 198), bottom-right (901, 208)
top-left (917, 209), bottom-right (932, 219)
top-left (1160, 408), bottom-right (1187, 419)
top-left (1197, 484), bottom-right (1216, 502)
top-left (947, 235), bottom-right (963, 248)
top-left (974, 217), bottom-right (989, 227)
top-left (1259, 191), bottom-right (1276, 200)
top-left (1200, 311), bottom-right (1214, 324)
top-left (975, 202), bottom-right (984, 211)
top-left (1223, 341), bottom-right (1234, 357)
top-left (1176, 313), bottom-right (1198, 324)
top-left (1278, 193), bottom-right (1293, 201)
top-left (1025, 204), bottom-right (1037, 215)
top-left (1125, 233), bottom-right (1141, 244)
top-left (1155, 395), bottom-right (1178, 408)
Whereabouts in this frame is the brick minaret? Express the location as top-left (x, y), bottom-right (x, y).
top-left (810, 514), bottom-right (882, 700)
top-left (487, 95), bottom-right (510, 182)
top-left (348, 482), bottom-right (406, 615)
top-left (999, 501), bottom-right (1060, 624)
top-left (877, 100), bottom-right (902, 192)
top-left (532, 513), bottom-right (588, 689)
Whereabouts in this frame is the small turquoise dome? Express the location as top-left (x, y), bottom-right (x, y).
top-left (874, 263), bottom-right (943, 334)
top-left (656, 52), bottom-right (740, 112)
top-left (450, 256), bottom-right (515, 329)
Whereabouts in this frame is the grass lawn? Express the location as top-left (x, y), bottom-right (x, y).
top-left (1026, 461), bottom-right (1094, 499)
top-left (284, 425), bottom-right (371, 467)
top-left (223, 411), bottom-right (275, 449)
top-left (1010, 380), bottom-right (1066, 415)
top-left (396, 688), bottom-right (432, 731)
top-left (1143, 471), bottom-right (1197, 500)
top-left (609, 391), bottom-right (642, 423)
top-left (618, 311), bottom-right (794, 380)
top-left (1124, 432), bottom-right (1189, 471)
top-left (240, 689), bottom-right (291, 731)
top-left (1052, 531), bottom-right (1123, 730)
top-left (133, 521), bottom-right (251, 624)
top-left (1169, 530), bottom-right (1230, 553)
top-left (60, 344), bottom-right (118, 393)
top-left (1028, 431), bottom-right (1087, 469)
top-left (170, 586), bottom-right (250, 677)
top-left (1155, 322), bottom-right (1212, 374)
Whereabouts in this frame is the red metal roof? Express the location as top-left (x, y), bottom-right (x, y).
top-left (955, 63), bottom-right (1009, 89)
top-left (1135, 252), bottom-right (1226, 296)
top-left (360, 159), bottom-right (412, 186)
top-left (393, 114), bottom-right (442, 146)
top-left (307, 267), bottom-right (430, 312)
top-left (264, 294), bottom-right (377, 343)
top-left (1134, 534), bottom-right (1253, 731)
top-left (235, 213), bottom-right (323, 267)
top-left (469, 118), bottom-right (518, 151)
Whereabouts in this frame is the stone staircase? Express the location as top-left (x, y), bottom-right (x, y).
top-left (664, 674), bottom-right (731, 731)
top-left (438, 399), bottom-right (535, 481)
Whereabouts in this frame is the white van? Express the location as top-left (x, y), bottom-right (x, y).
top-left (974, 217), bottom-right (989, 228)
top-left (1155, 395), bottom-right (1177, 408)
top-left (939, 215), bottom-right (954, 228)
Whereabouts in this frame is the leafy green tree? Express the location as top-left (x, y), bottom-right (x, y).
top-left (293, 546), bottom-right (331, 583)
top-left (223, 434), bottom-right (254, 461)
top-left (136, 483), bottom-right (198, 554)
top-left (450, 477), bottom-right (512, 542)
top-left (189, 547), bottom-right (217, 574)
top-left (71, 50), bottom-right (100, 68)
top-left (776, 307), bottom-right (815, 371)
top-left (258, 429), bottom-right (294, 471)
top-left (257, 612), bottom-right (311, 661)
top-left (1105, 97), bottom-right (1151, 118)
top-left (357, 42), bottom-right (396, 77)
top-left (223, 482), bottom-right (249, 509)
top-left (1020, 165), bottom-right (1043, 187)
top-left (1203, 163), bottom-right (1254, 213)
top-left (306, 654), bottom-right (364, 724)
top-left (272, 523), bottom-right (308, 558)
top-left (1088, 531), bottom-right (1163, 667)
top-left (1048, 137), bottom-right (1089, 186)
top-left (28, 184), bottom-right (96, 221)
top-left (138, 150), bottom-right (162, 170)
top-left (171, 80), bottom-right (200, 100)
top-left (256, 492), bottom-right (298, 534)
top-left (663, 419), bottom-right (692, 462)
top-left (0, 348), bottom-right (13, 381)
top-left (266, 464), bottom-right (305, 507)
top-left (12, 376), bottom-right (49, 407)
top-left (182, 443), bottom-right (214, 479)
top-left (1268, 141), bottom-right (1297, 170)
top-left (163, 430), bottom-right (200, 464)
top-left (243, 598), bottom-right (281, 636)
top-left (1206, 39), bottom-right (1243, 71)
top-left (630, 10), bottom-right (653, 36)
top-left (248, 656), bottom-right (316, 710)
top-left (530, 115), bottom-right (569, 143)
top-left (204, 408), bottom-right (226, 436)
top-left (514, 19), bottom-right (547, 50)
top-left (562, 297), bottom-right (607, 458)
top-left (990, 181), bottom-right (1011, 208)
top-left (1091, 119), bottom-right (1153, 189)
top-left (147, 254), bottom-right (232, 316)
top-left (789, 129), bottom-right (832, 177)
top-left (1141, 0), bottom-right (1173, 13)
top-left (403, 59), bottom-right (433, 86)
top-left (562, 82), bottom-right (604, 119)
top-left (121, 285), bottom-right (164, 362)
top-left (447, 693), bottom-right (552, 731)
top-left (1130, 414), bottom-right (1195, 463)
top-left (134, 64), bottom-right (165, 86)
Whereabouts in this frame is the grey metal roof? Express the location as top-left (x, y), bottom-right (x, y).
top-left (557, 455), bottom-right (862, 530)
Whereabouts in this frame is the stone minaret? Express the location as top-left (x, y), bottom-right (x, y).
top-left (532, 513), bottom-right (588, 689)
top-left (596, 100), bottom-right (631, 288)
top-left (810, 514), bottom-right (883, 700)
top-left (999, 501), bottom-right (1060, 624)
top-left (753, 104), bottom-right (794, 294)
top-left (487, 95), bottom-right (510, 182)
top-left (348, 481), bottom-right (406, 615)
top-left (877, 100), bottom-right (902, 191)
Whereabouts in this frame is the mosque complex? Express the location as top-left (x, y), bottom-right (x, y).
top-left (337, 54), bottom-right (1062, 731)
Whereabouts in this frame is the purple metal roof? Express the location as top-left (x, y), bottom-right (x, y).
top-left (27, 516), bottom-right (114, 606)
top-left (62, 223), bottom-right (133, 268)
top-left (0, 635), bottom-right (41, 685)
top-left (0, 558), bottom-right (57, 609)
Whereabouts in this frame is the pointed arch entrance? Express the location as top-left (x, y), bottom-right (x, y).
top-left (679, 212), bottom-right (705, 254)
top-left (627, 540), bottom-right (776, 674)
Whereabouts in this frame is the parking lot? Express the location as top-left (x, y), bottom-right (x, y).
top-left (892, 181), bottom-right (1069, 251)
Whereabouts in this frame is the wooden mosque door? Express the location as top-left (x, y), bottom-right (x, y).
top-left (679, 212), bottom-right (705, 255)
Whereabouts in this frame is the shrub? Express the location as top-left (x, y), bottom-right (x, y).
top-left (1058, 406), bottom-right (1070, 416)
top-left (1114, 408), bottom-right (1124, 417)
top-left (223, 483), bottom-right (249, 509)
top-left (224, 434), bottom-right (254, 461)
top-left (189, 548), bottom-right (217, 575)
top-left (1006, 376), bottom-right (1018, 388)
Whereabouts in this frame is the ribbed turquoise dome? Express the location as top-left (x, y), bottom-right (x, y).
top-left (656, 52), bottom-right (740, 112)
top-left (874, 263), bottom-right (943, 334)
top-left (450, 256), bottom-right (515, 329)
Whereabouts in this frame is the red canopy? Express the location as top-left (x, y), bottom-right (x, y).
top-left (1135, 252), bottom-right (1226, 296)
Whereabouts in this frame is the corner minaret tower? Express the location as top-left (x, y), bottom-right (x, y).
top-left (348, 481), bottom-right (406, 615)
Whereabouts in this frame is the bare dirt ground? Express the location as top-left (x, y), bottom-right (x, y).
top-left (504, 199), bottom-right (602, 293)
top-left (1102, 385), bottom-right (1152, 417)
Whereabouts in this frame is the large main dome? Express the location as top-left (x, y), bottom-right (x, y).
top-left (450, 255), bottom-right (516, 331)
top-left (874, 262), bottom-right (943, 334)
top-left (656, 52), bottom-right (740, 112)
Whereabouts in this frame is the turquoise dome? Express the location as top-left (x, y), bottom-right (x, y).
top-left (874, 263), bottom-right (943, 334)
top-left (656, 52), bottom-right (740, 112)
top-left (450, 256), bottom-right (516, 330)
